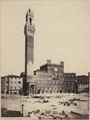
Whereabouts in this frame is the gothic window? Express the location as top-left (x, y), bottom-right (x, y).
top-left (37, 89), bottom-right (40, 94)
top-left (60, 90), bottom-right (62, 93)
top-left (29, 18), bottom-right (32, 25)
top-left (50, 91), bottom-right (52, 93)
top-left (14, 92), bottom-right (17, 95)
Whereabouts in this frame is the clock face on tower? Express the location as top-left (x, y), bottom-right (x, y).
top-left (54, 67), bottom-right (58, 72)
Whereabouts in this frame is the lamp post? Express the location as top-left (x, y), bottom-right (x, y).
top-left (21, 104), bottom-right (24, 117)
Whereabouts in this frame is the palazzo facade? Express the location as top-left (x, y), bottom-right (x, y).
top-left (29, 60), bottom-right (64, 94)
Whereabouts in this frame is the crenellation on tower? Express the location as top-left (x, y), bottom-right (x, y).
top-left (24, 9), bottom-right (35, 37)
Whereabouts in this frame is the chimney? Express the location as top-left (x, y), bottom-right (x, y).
top-left (47, 59), bottom-right (51, 64)
top-left (60, 61), bottom-right (64, 66)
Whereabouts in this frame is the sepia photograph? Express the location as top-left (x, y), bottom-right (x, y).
top-left (0, 0), bottom-right (90, 119)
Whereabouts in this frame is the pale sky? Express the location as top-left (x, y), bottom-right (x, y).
top-left (1, 0), bottom-right (90, 76)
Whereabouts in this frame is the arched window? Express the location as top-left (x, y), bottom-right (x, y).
top-left (50, 90), bottom-right (52, 93)
top-left (60, 90), bottom-right (62, 93)
top-left (29, 18), bottom-right (32, 25)
top-left (37, 89), bottom-right (40, 94)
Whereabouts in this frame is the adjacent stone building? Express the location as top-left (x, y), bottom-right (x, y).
top-left (63, 73), bottom-right (78, 93)
top-left (76, 75), bottom-right (89, 93)
top-left (1, 76), bottom-right (9, 94)
top-left (63, 73), bottom-right (89, 93)
top-left (1, 75), bottom-right (23, 95)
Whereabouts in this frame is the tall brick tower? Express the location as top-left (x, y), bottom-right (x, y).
top-left (24, 9), bottom-right (35, 95)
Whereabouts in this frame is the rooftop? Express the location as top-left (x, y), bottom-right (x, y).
top-left (1, 75), bottom-right (22, 79)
